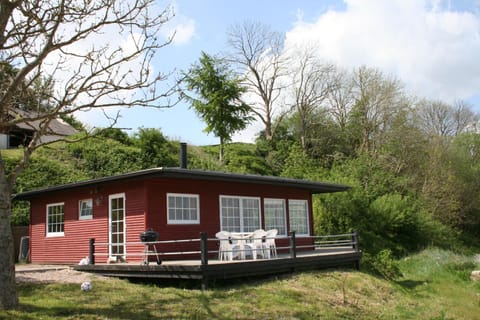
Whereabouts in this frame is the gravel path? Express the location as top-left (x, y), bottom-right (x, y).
top-left (15, 265), bottom-right (107, 284)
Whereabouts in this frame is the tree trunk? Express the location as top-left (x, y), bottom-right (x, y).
top-left (0, 173), bottom-right (18, 309)
top-left (219, 136), bottom-right (224, 163)
top-left (264, 121), bottom-right (273, 141)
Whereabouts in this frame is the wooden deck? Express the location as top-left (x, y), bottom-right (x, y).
top-left (74, 248), bottom-right (362, 288)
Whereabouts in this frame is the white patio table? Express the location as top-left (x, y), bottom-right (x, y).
top-left (230, 232), bottom-right (255, 260)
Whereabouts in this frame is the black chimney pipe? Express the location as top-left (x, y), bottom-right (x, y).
top-left (180, 142), bottom-right (187, 169)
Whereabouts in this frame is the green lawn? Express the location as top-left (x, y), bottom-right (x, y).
top-left (2, 248), bottom-right (479, 320)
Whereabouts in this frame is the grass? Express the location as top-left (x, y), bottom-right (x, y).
top-left (1, 248), bottom-right (479, 319)
top-left (394, 248), bottom-right (480, 319)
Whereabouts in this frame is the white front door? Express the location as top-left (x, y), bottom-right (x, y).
top-left (109, 193), bottom-right (126, 259)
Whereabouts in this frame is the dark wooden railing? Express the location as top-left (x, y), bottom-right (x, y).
top-left (88, 231), bottom-right (360, 266)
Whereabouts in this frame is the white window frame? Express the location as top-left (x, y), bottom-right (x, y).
top-left (219, 195), bottom-right (261, 233)
top-left (109, 193), bottom-right (126, 258)
top-left (46, 202), bottom-right (65, 237)
top-left (288, 199), bottom-right (310, 236)
top-left (79, 198), bottom-right (93, 220)
top-left (264, 198), bottom-right (287, 236)
top-left (167, 193), bottom-right (200, 224)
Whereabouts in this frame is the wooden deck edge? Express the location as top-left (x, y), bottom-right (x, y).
top-left (74, 251), bottom-right (362, 283)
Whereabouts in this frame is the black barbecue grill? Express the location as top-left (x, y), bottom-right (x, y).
top-left (140, 229), bottom-right (158, 242)
top-left (140, 229), bottom-right (161, 265)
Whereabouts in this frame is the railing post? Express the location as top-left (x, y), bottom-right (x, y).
top-left (351, 230), bottom-right (361, 270)
top-left (351, 230), bottom-right (359, 252)
top-left (89, 238), bottom-right (95, 265)
top-left (290, 231), bottom-right (297, 259)
top-left (200, 232), bottom-right (209, 291)
top-left (200, 232), bottom-right (208, 266)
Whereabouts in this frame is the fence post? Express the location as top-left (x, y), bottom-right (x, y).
top-left (200, 232), bottom-right (209, 291)
top-left (89, 238), bottom-right (95, 265)
top-left (290, 231), bottom-right (297, 259)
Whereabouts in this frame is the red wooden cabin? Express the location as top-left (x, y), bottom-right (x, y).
top-left (16, 166), bottom-right (348, 264)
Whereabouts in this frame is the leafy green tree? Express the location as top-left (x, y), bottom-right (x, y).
top-left (347, 66), bottom-right (405, 154)
top-left (446, 133), bottom-right (480, 234)
top-left (183, 52), bottom-right (253, 161)
top-left (93, 128), bottom-right (132, 145)
top-left (134, 128), bottom-right (177, 168)
top-left (255, 121), bottom-right (297, 175)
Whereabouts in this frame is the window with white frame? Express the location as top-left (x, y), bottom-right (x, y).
top-left (220, 196), bottom-right (261, 232)
top-left (264, 198), bottom-right (287, 235)
top-left (79, 199), bottom-right (93, 220)
top-left (167, 193), bottom-right (200, 224)
top-left (288, 199), bottom-right (309, 235)
top-left (47, 202), bottom-right (64, 237)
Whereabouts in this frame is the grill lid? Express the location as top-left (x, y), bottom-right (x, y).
top-left (140, 229), bottom-right (158, 242)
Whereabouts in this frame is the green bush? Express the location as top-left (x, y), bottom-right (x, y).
top-left (363, 249), bottom-right (402, 280)
top-left (314, 155), bottom-right (455, 257)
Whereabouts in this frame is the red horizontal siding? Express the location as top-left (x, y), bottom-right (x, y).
top-left (145, 178), bottom-right (311, 239)
top-left (29, 181), bottom-right (146, 263)
top-left (29, 176), bottom-right (314, 263)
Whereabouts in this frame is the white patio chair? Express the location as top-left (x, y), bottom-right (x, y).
top-left (265, 229), bottom-right (278, 258)
top-left (250, 229), bottom-right (268, 259)
top-left (216, 231), bottom-right (236, 261)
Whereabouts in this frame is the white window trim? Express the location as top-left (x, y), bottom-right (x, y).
top-left (264, 198), bottom-right (287, 236)
top-left (79, 198), bottom-right (93, 220)
top-left (219, 195), bottom-right (262, 232)
top-left (167, 193), bottom-right (200, 225)
top-left (288, 199), bottom-right (310, 236)
top-left (46, 202), bottom-right (65, 237)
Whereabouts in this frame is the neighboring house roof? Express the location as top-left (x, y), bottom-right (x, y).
top-left (11, 108), bottom-right (78, 144)
top-left (15, 167), bottom-right (350, 200)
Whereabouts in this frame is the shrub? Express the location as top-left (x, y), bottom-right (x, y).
top-left (364, 249), bottom-right (402, 280)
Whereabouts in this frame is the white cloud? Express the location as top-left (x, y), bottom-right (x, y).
top-left (158, 17), bottom-right (195, 45)
top-left (284, 0), bottom-right (480, 102)
top-left (159, 1), bottom-right (196, 45)
top-left (172, 18), bottom-right (196, 44)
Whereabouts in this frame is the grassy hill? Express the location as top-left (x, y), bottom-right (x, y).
top-left (3, 248), bottom-right (480, 319)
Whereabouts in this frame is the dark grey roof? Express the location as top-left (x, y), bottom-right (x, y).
top-left (11, 108), bottom-right (78, 143)
top-left (14, 167), bottom-right (349, 200)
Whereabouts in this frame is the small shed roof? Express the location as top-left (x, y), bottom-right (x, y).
top-left (14, 167), bottom-right (350, 200)
top-left (12, 109), bottom-right (78, 141)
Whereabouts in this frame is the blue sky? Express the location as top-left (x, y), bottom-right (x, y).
top-left (76, 0), bottom-right (480, 146)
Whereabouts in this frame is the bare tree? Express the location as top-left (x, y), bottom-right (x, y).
top-left (0, 0), bottom-right (175, 309)
top-left (289, 48), bottom-right (335, 150)
top-left (416, 99), bottom-right (477, 137)
top-left (350, 66), bottom-right (405, 154)
top-left (327, 68), bottom-right (355, 130)
top-left (227, 21), bottom-right (290, 140)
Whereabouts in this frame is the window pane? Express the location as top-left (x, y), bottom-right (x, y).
top-left (242, 198), bottom-right (260, 232)
top-left (288, 200), bottom-right (309, 235)
top-left (220, 197), bottom-right (240, 232)
top-left (79, 199), bottom-right (93, 219)
top-left (47, 203), bottom-right (64, 236)
top-left (167, 194), bottom-right (200, 224)
top-left (264, 199), bottom-right (286, 235)
top-left (220, 196), bottom-right (260, 233)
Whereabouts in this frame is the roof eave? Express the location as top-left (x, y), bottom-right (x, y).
top-left (14, 167), bottom-right (350, 200)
